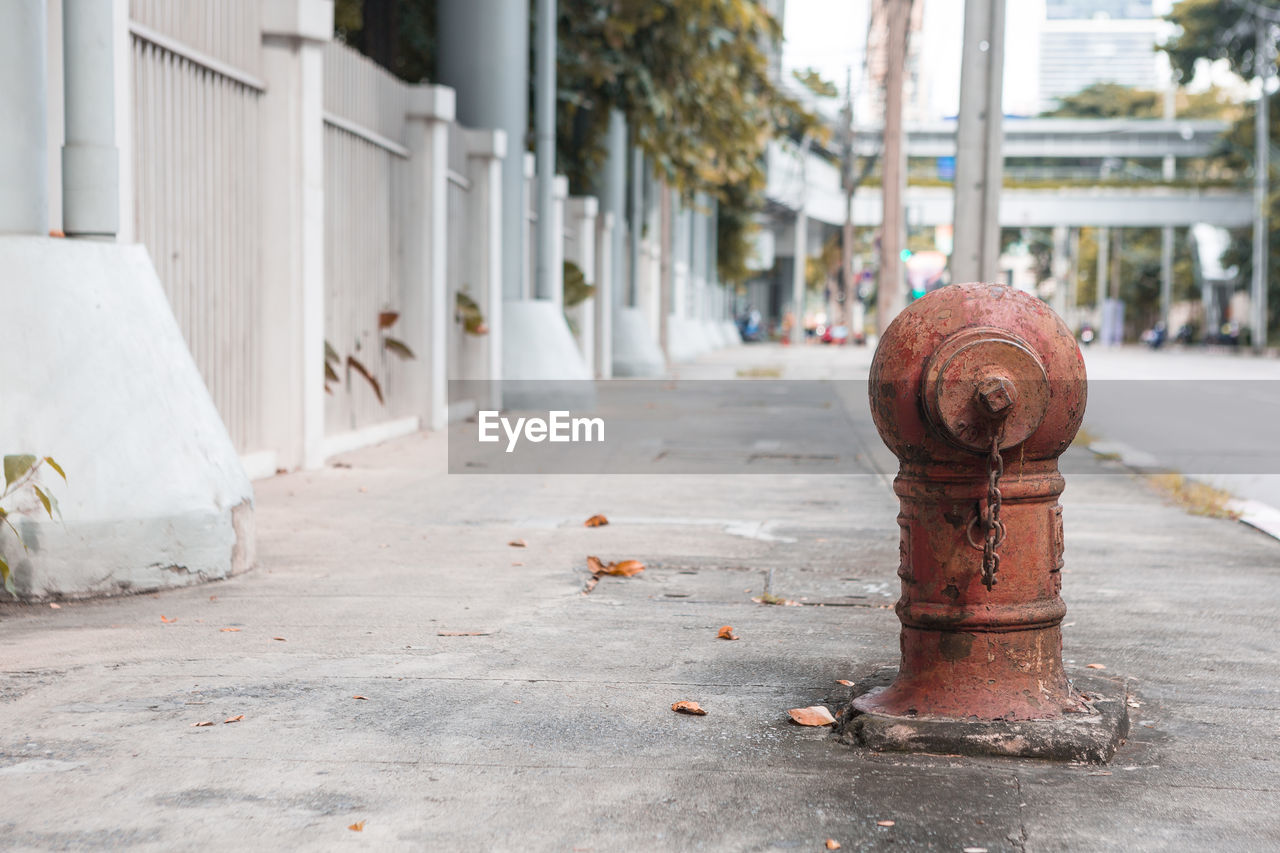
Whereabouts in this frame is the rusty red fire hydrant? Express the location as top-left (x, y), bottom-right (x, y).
top-left (849, 283), bottom-right (1127, 761)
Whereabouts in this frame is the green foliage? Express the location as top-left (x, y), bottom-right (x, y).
top-left (0, 455), bottom-right (66, 595)
top-left (556, 0), bottom-right (823, 282)
top-left (455, 291), bottom-right (489, 336)
top-left (562, 260), bottom-right (596, 308)
top-left (333, 0), bottom-right (436, 83)
top-left (792, 67), bottom-right (838, 99)
top-left (1042, 82), bottom-right (1162, 118)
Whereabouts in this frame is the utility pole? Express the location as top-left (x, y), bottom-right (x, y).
top-left (952, 0), bottom-right (1006, 284)
top-left (1161, 85), bottom-right (1176, 333)
top-left (878, 0), bottom-right (912, 333)
top-left (791, 135), bottom-right (811, 346)
top-left (1252, 18), bottom-right (1272, 352)
top-left (841, 65), bottom-right (855, 335)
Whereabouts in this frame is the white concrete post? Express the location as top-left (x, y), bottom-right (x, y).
top-left (1051, 225), bottom-right (1069, 319)
top-left (403, 85), bottom-right (455, 433)
top-left (61, 0), bottom-right (119, 238)
top-left (549, 175), bottom-right (569, 308)
top-left (259, 0), bottom-right (332, 471)
top-left (0, 0), bottom-right (48, 233)
top-left (464, 127), bottom-right (506, 410)
top-left (565, 196), bottom-right (598, 368)
top-left (594, 211), bottom-right (614, 378)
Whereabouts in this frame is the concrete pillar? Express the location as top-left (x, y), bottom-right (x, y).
top-left (259, 0), bottom-right (332, 470)
top-left (437, 0), bottom-right (527, 302)
top-left (597, 110), bottom-right (627, 307)
top-left (1160, 226), bottom-right (1174, 332)
top-left (403, 86), bottom-right (455, 433)
top-left (628, 146), bottom-right (644, 307)
top-left (550, 175), bottom-right (568, 308)
top-left (1051, 225), bottom-right (1069, 319)
top-left (464, 128), bottom-right (506, 411)
top-left (594, 211), bottom-right (614, 378)
top-left (61, 0), bottom-right (119, 238)
top-left (0, 0), bottom-right (48, 234)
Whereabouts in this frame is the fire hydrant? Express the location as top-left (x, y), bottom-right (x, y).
top-left (855, 283), bottom-right (1099, 731)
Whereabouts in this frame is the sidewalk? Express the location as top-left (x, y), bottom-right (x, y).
top-left (2, 345), bottom-right (1279, 851)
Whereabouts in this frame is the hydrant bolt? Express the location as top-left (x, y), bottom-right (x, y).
top-left (976, 376), bottom-right (1015, 417)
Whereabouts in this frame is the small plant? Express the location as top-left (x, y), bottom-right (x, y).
top-left (562, 261), bottom-right (595, 336)
top-left (455, 291), bottom-right (488, 336)
top-left (1148, 473), bottom-right (1240, 520)
top-left (1, 455), bottom-right (66, 595)
top-left (324, 311), bottom-right (416, 405)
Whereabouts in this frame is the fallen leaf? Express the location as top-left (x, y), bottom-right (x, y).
top-left (836, 679), bottom-right (855, 687)
top-left (190, 721), bottom-right (215, 727)
top-left (358, 486), bottom-right (368, 493)
top-left (224, 715), bottom-right (244, 724)
top-left (160, 615), bottom-right (177, 623)
top-left (1087, 663), bottom-right (1107, 670)
top-left (671, 700), bottom-right (707, 716)
top-left (509, 539), bottom-right (527, 548)
top-left (209, 595), bottom-right (217, 602)
top-left (352, 695), bottom-right (369, 700)
top-left (788, 706), bottom-right (837, 726)
top-left (876, 820), bottom-right (895, 827)
top-left (582, 575), bottom-right (600, 594)
top-left (437, 630), bottom-right (492, 637)
top-left (511, 561), bottom-right (524, 566)
top-left (220, 627), bottom-right (241, 633)
top-left (49, 603), bottom-right (61, 609)
top-left (272, 637), bottom-right (287, 641)
top-left (716, 625), bottom-right (739, 641)
top-left (826, 841), bottom-right (841, 850)
top-left (348, 821), bottom-right (366, 832)
top-left (587, 556), bottom-right (645, 577)
top-left (584, 514), bottom-right (609, 527)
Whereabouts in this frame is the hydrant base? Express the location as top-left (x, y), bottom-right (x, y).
top-left (838, 673), bottom-right (1130, 764)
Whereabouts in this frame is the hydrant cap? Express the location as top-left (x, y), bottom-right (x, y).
top-left (869, 283), bottom-right (1086, 461)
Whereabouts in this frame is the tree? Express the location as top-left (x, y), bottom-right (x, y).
top-left (1163, 0), bottom-right (1280, 338)
top-left (556, 0), bottom-right (823, 284)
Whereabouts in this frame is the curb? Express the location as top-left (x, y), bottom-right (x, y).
top-left (1082, 440), bottom-right (1280, 544)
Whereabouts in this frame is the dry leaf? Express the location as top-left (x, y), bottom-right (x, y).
top-left (437, 630), bottom-right (492, 637)
top-left (224, 715), bottom-right (244, 724)
top-left (876, 820), bottom-right (895, 827)
top-left (836, 679), bottom-right (854, 687)
top-left (272, 637), bottom-right (287, 642)
top-left (826, 841), bottom-right (841, 850)
top-left (160, 615), bottom-right (176, 623)
top-left (584, 514), bottom-right (609, 527)
top-left (788, 706), bottom-right (836, 726)
top-left (348, 821), bottom-right (366, 832)
top-left (716, 625), bottom-right (739, 641)
top-left (1086, 663), bottom-right (1107, 670)
top-left (190, 721), bottom-right (214, 727)
top-left (352, 695), bottom-right (369, 700)
top-left (509, 539), bottom-right (527, 548)
top-left (587, 556), bottom-right (645, 577)
top-left (752, 594), bottom-right (801, 607)
top-left (220, 627), bottom-right (241, 633)
top-left (511, 562), bottom-right (524, 567)
top-left (49, 603), bottom-right (61, 609)
top-left (671, 700), bottom-right (707, 716)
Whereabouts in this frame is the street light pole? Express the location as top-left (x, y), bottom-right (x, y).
top-left (1252, 19), bottom-right (1272, 352)
top-left (878, 0), bottom-right (911, 333)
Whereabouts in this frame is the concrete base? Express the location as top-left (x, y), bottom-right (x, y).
top-left (501, 299), bottom-right (595, 410)
top-left (838, 671), bottom-right (1130, 764)
top-left (702, 319), bottom-right (727, 349)
top-left (667, 316), bottom-right (714, 362)
top-left (0, 237), bottom-right (254, 600)
top-left (612, 306), bottom-right (665, 377)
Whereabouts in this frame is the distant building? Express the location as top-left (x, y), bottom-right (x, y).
top-left (1039, 0), bottom-right (1165, 113)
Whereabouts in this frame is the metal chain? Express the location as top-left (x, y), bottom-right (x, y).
top-left (980, 429), bottom-right (1006, 591)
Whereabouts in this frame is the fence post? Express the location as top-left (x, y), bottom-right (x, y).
top-left (403, 84), bottom-right (455, 432)
top-left (565, 196), bottom-right (598, 369)
top-left (260, 0), bottom-right (332, 471)
top-left (464, 127), bottom-right (507, 410)
top-left (594, 211), bottom-right (614, 378)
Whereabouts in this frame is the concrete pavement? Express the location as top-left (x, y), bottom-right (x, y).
top-left (2, 344), bottom-right (1279, 851)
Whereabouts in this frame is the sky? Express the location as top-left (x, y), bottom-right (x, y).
top-left (780, 0), bottom-right (1185, 121)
